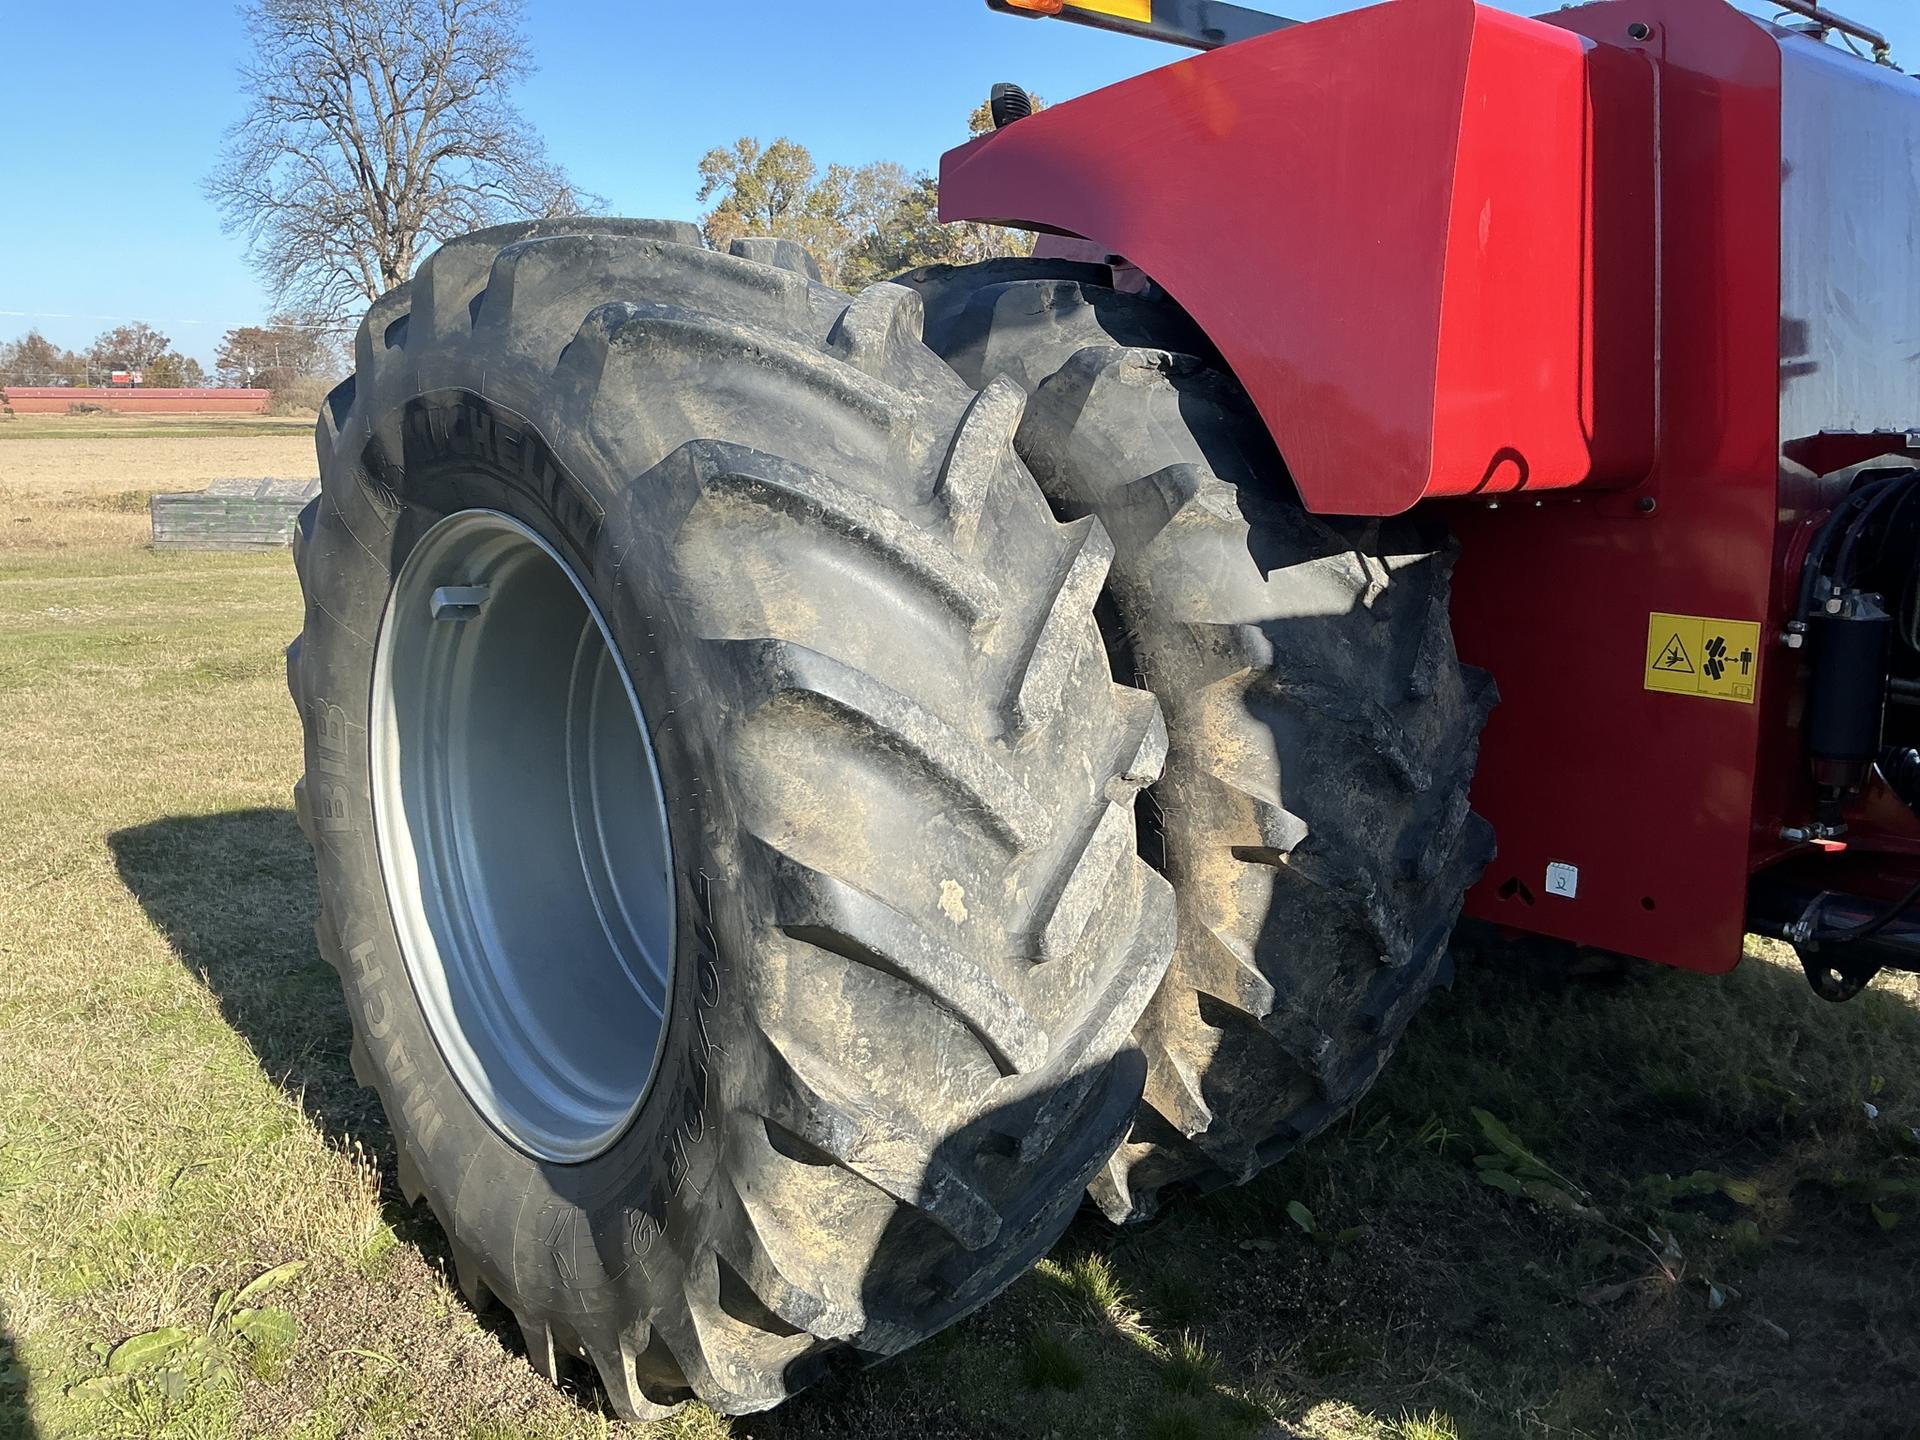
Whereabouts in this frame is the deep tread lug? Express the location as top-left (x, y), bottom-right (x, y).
top-left (913, 261), bottom-right (1495, 1223)
top-left (517, 1313), bottom-right (568, 1384)
top-left (568, 301), bottom-right (909, 443)
top-left (729, 235), bottom-right (825, 281)
top-left (587, 1336), bottom-right (685, 1422)
top-left (725, 637), bottom-right (1044, 849)
top-left (763, 841), bottom-right (1049, 1075)
top-left (940, 377), bottom-right (1026, 552)
top-left (393, 1145), bottom-right (426, 1205)
top-left (826, 282), bottom-right (927, 380)
top-left (1007, 517), bottom-right (1113, 736)
top-left (758, 1031), bottom-right (1002, 1251)
top-left (688, 440), bottom-right (999, 624)
top-left (446, 1237), bottom-right (494, 1311)
top-left (287, 227), bottom-right (1175, 1417)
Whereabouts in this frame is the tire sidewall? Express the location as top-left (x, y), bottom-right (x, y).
top-left (299, 369), bottom-right (750, 1346)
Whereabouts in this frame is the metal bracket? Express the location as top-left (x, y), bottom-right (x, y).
top-left (985, 0), bottom-right (1295, 51)
top-left (1796, 940), bottom-right (1883, 1002)
top-left (1771, 0), bottom-right (1894, 65)
top-left (430, 585), bottom-right (490, 622)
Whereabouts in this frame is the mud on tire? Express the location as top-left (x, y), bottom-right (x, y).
top-left (899, 259), bottom-right (1497, 1223)
top-left (286, 222), bottom-right (1175, 1416)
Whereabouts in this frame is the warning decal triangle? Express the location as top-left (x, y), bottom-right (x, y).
top-left (1653, 633), bottom-right (1694, 673)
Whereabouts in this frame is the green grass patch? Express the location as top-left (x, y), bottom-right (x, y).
top-left (2, 524), bottom-right (1919, 1440)
top-left (1018, 1328), bottom-right (1088, 1392)
top-left (1159, 1331), bottom-right (1220, 1398)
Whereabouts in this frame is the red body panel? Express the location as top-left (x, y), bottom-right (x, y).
top-left (940, 0), bottom-right (1803, 971)
top-left (1452, 1), bottom-right (1783, 970)
top-left (940, 0), bottom-right (1657, 516)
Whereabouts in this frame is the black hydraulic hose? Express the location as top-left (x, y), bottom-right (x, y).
top-left (1794, 474), bottom-right (1906, 627)
top-left (1906, 560), bottom-right (1920, 651)
top-left (1855, 477), bottom-right (1920, 649)
top-left (1808, 874), bottom-right (1920, 945)
top-left (1833, 473), bottom-right (1920, 590)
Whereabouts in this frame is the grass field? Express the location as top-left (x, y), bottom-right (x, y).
top-left (0, 412), bottom-right (318, 553)
top-left (3, 418), bottom-right (1919, 1439)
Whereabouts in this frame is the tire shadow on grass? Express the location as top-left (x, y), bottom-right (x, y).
top-left (105, 807), bottom-right (1920, 1437)
top-left (106, 807), bottom-right (454, 1273)
top-left (762, 935), bottom-right (1920, 1439)
top-left (0, 1309), bottom-right (36, 1440)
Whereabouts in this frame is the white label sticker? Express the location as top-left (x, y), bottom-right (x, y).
top-left (1545, 862), bottom-right (1579, 899)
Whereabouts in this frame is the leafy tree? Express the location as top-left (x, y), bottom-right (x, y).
top-left (207, 0), bottom-right (599, 325)
top-left (841, 171), bottom-right (1049, 286)
top-left (696, 138), bottom-right (912, 286)
top-left (840, 175), bottom-right (953, 288)
top-left (0, 330), bottom-right (86, 386)
top-left (697, 138), bottom-right (826, 251)
top-left (144, 355), bottom-right (209, 388)
top-left (86, 322), bottom-right (175, 375)
top-left (705, 96), bottom-right (1051, 292)
top-left (216, 317), bottom-right (335, 389)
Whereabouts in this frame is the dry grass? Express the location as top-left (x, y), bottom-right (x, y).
top-left (1, 430), bottom-right (1918, 1439)
top-left (0, 411), bottom-right (317, 557)
top-left (0, 411), bottom-right (315, 441)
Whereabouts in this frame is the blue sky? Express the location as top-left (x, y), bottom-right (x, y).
top-left (1, 0), bottom-right (1913, 369)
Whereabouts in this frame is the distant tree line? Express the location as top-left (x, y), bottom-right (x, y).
top-left (0, 317), bottom-right (338, 391)
top-left (0, 324), bottom-right (204, 389)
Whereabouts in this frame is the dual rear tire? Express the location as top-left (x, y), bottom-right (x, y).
top-left (286, 225), bottom-right (1491, 1417)
top-left (898, 260), bottom-right (1497, 1221)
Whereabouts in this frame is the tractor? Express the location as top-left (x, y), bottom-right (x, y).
top-left (283, 0), bottom-right (1920, 1416)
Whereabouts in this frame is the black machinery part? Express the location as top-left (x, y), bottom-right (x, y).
top-left (1758, 459), bottom-right (1920, 999)
top-left (1805, 590), bottom-right (1893, 805)
top-left (1749, 876), bottom-right (1920, 1003)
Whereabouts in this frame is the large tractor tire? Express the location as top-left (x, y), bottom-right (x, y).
top-left (285, 221), bottom-right (1175, 1417)
top-left (899, 259), bottom-right (1497, 1223)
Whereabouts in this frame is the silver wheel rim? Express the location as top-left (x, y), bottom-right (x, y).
top-left (371, 508), bottom-right (675, 1163)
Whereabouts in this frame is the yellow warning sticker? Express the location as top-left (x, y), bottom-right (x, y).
top-left (1066, 0), bottom-right (1153, 19)
top-left (1644, 612), bottom-right (1763, 704)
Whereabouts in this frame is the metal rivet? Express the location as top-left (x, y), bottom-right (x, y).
top-left (1627, 21), bottom-right (1652, 40)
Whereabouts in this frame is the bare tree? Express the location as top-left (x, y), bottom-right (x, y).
top-left (208, 0), bottom-right (599, 325)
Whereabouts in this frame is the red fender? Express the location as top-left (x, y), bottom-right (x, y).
top-left (944, 0), bottom-right (1797, 975)
top-left (939, 0), bottom-right (1657, 517)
